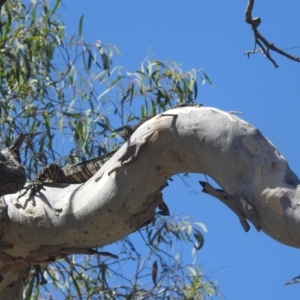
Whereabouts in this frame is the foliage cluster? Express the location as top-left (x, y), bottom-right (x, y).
top-left (0, 0), bottom-right (218, 298)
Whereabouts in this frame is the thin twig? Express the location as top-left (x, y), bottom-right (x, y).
top-left (244, 0), bottom-right (300, 67)
top-left (285, 280), bottom-right (300, 286)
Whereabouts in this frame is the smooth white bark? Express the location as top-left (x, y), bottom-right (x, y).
top-left (2, 106), bottom-right (300, 297)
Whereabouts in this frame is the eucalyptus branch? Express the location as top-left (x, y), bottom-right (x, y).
top-left (245, 0), bottom-right (300, 67)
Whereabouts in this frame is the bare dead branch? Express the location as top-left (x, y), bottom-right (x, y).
top-left (245, 0), bottom-right (300, 67)
top-left (255, 39), bottom-right (279, 68)
top-left (285, 279), bottom-right (300, 285)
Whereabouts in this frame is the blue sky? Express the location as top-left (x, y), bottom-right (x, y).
top-left (58, 1), bottom-right (300, 299)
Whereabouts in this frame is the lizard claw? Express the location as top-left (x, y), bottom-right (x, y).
top-left (15, 180), bottom-right (45, 207)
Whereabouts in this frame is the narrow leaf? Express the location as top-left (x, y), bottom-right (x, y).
top-left (152, 261), bottom-right (158, 287)
top-left (50, 0), bottom-right (61, 17)
top-left (203, 72), bottom-right (214, 87)
top-left (193, 229), bottom-right (205, 250)
top-left (78, 15), bottom-right (84, 36)
top-left (193, 80), bottom-right (198, 100)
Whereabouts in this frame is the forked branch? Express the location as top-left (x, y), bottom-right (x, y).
top-left (245, 0), bottom-right (300, 67)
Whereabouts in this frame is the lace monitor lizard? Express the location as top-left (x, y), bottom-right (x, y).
top-left (16, 117), bottom-right (151, 203)
top-left (17, 103), bottom-right (202, 211)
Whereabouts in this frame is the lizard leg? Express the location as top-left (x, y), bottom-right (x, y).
top-left (15, 180), bottom-right (44, 207)
top-left (15, 163), bottom-right (66, 207)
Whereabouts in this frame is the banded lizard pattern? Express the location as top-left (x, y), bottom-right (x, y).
top-left (17, 117), bottom-right (153, 203)
top-left (16, 151), bottom-right (117, 203)
top-left (17, 103), bottom-right (202, 207)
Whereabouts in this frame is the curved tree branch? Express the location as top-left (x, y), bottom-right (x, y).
top-left (0, 134), bottom-right (26, 299)
top-left (2, 107), bottom-right (300, 297)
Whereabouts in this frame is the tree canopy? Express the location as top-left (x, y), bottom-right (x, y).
top-left (1, 0), bottom-right (300, 299)
top-left (0, 0), bottom-right (218, 298)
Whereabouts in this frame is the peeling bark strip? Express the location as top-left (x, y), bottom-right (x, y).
top-left (2, 107), bottom-right (300, 296)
